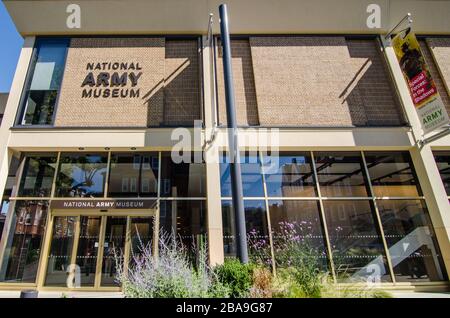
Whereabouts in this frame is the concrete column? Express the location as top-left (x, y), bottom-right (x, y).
top-left (202, 35), bottom-right (224, 266)
top-left (0, 37), bottom-right (35, 199)
top-left (382, 37), bottom-right (450, 278)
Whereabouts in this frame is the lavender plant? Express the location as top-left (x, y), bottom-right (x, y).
top-left (116, 232), bottom-right (230, 298)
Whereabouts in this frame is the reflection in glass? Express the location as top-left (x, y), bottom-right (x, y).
top-left (323, 200), bottom-right (391, 282)
top-left (222, 200), bottom-right (271, 265)
top-left (108, 153), bottom-right (158, 197)
top-left (160, 153), bottom-right (205, 197)
top-left (20, 39), bottom-right (68, 126)
top-left (364, 152), bottom-right (421, 197)
top-left (269, 200), bottom-right (328, 270)
top-left (101, 217), bottom-right (127, 287)
top-left (377, 200), bottom-right (444, 282)
top-left (263, 152), bottom-right (317, 197)
top-left (0, 201), bottom-right (48, 283)
top-left (56, 153), bottom-right (108, 197)
top-left (433, 151), bottom-right (450, 196)
top-left (75, 216), bottom-right (101, 287)
top-left (159, 200), bottom-right (206, 263)
top-left (314, 152), bottom-right (370, 197)
top-left (130, 217), bottom-right (154, 259)
top-left (18, 154), bottom-right (58, 197)
top-left (220, 152), bottom-right (264, 197)
top-left (45, 216), bottom-right (76, 286)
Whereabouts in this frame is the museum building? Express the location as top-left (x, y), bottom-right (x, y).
top-left (0, 0), bottom-right (450, 292)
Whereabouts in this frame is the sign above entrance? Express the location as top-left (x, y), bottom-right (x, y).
top-left (50, 199), bottom-right (157, 210)
top-left (392, 30), bottom-right (450, 134)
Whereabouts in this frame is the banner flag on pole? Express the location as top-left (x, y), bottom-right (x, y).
top-left (392, 30), bottom-right (449, 134)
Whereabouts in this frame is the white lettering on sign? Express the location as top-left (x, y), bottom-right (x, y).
top-left (66, 4), bottom-right (81, 29)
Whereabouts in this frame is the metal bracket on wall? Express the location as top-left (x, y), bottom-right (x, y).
top-left (419, 127), bottom-right (450, 148)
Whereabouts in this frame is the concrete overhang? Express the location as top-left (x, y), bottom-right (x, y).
top-left (3, 0), bottom-right (450, 37)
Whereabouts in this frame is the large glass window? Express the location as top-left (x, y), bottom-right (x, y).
top-left (264, 152), bottom-right (317, 197)
top-left (220, 152), bottom-right (264, 197)
top-left (160, 153), bottom-right (205, 197)
top-left (108, 153), bottom-right (158, 197)
top-left (0, 201), bottom-right (49, 283)
top-left (377, 200), bottom-right (444, 282)
top-left (19, 38), bottom-right (68, 126)
top-left (55, 153), bottom-right (108, 197)
top-left (314, 152), bottom-right (370, 197)
top-left (364, 152), bottom-right (421, 197)
top-left (18, 154), bottom-right (58, 197)
top-left (222, 200), bottom-right (271, 265)
top-left (45, 216), bottom-right (76, 286)
top-left (323, 200), bottom-right (391, 282)
top-left (433, 151), bottom-right (450, 196)
top-left (269, 200), bottom-right (328, 270)
top-left (159, 200), bottom-right (207, 248)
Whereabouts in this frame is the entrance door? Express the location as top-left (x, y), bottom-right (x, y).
top-left (43, 213), bottom-right (155, 290)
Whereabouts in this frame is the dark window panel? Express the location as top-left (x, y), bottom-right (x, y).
top-left (160, 152), bottom-right (205, 197)
top-left (315, 152), bottom-right (370, 197)
top-left (55, 153), bottom-right (108, 198)
top-left (364, 151), bottom-right (422, 197)
top-left (264, 152), bottom-right (317, 197)
top-left (18, 154), bottom-right (58, 197)
top-left (323, 200), bottom-right (391, 282)
top-left (433, 151), bottom-right (450, 196)
top-left (220, 152), bottom-right (265, 197)
top-left (377, 200), bottom-right (445, 282)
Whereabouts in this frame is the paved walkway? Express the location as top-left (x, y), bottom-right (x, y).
top-left (0, 291), bottom-right (124, 298)
top-left (390, 291), bottom-right (450, 298)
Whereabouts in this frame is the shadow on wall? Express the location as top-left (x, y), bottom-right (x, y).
top-left (342, 39), bottom-right (406, 126)
top-left (142, 40), bottom-right (202, 127)
top-left (245, 37), bottom-right (407, 127)
top-left (216, 39), bottom-right (260, 126)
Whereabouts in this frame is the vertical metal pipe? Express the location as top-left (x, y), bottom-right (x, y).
top-left (219, 3), bottom-right (248, 263)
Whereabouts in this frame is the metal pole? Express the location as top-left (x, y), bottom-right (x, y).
top-left (219, 3), bottom-right (248, 263)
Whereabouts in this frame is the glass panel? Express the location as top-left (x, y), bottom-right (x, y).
top-left (21, 39), bottom-right (68, 126)
top-left (220, 152), bottom-right (264, 197)
top-left (56, 153), bottom-right (108, 197)
top-left (263, 152), bottom-right (317, 197)
top-left (364, 152), bottom-right (421, 197)
top-left (159, 200), bottom-right (207, 263)
top-left (75, 216), bottom-right (101, 287)
top-left (108, 153), bottom-right (158, 197)
top-left (101, 217), bottom-right (127, 287)
top-left (160, 152), bottom-right (205, 197)
top-left (433, 151), bottom-right (450, 196)
top-left (323, 200), bottom-right (391, 282)
top-left (314, 152), bottom-right (370, 197)
top-left (45, 216), bottom-right (76, 287)
top-left (130, 217), bottom-right (154, 259)
top-left (18, 154), bottom-right (57, 197)
top-left (0, 201), bottom-right (48, 283)
top-left (268, 200), bottom-right (328, 270)
top-left (377, 200), bottom-right (445, 282)
top-left (222, 200), bottom-right (271, 266)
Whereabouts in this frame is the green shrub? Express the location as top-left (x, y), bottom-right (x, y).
top-left (214, 258), bottom-right (254, 298)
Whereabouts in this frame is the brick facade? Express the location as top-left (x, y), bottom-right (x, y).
top-left (55, 37), bottom-right (201, 127)
top-left (216, 39), bottom-right (259, 126)
top-left (422, 38), bottom-right (450, 116)
top-left (249, 36), bottom-right (404, 127)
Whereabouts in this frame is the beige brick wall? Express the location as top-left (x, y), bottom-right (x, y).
top-left (164, 40), bottom-right (201, 126)
top-left (216, 39), bottom-right (259, 126)
top-left (55, 37), bottom-right (201, 127)
top-left (423, 38), bottom-right (450, 116)
top-left (249, 36), bottom-right (404, 126)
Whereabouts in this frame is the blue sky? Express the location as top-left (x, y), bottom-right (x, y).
top-left (0, 2), bottom-right (23, 93)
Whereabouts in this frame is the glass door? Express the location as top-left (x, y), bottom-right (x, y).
top-left (100, 216), bottom-right (127, 286)
top-left (75, 216), bottom-right (101, 287)
top-left (43, 213), bottom-right (155, 289)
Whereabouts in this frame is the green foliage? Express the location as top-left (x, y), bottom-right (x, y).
top-left (214, 258), bottom-right (254, 298)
